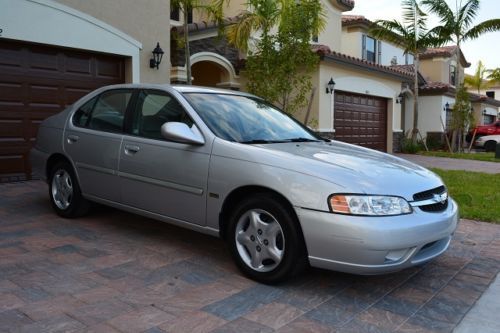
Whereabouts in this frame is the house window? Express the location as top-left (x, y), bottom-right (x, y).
top-left (483, 114), bottom-right (495, 125)
top-left (445, 105), bottom-right (453, 130)
top-left (362, 35), bottom-right (380, 64)
top-left (170, 5), bottom-right (193, 23)
top-left (486, 91), bottom-right (495, 99)
top-left (450, 65), bottom-right (457, 86)
top-left (170, 5), bottom-right (180, 21)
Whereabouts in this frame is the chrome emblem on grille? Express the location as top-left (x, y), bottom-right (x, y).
top-left (432, 192), bottom-right (448, 204)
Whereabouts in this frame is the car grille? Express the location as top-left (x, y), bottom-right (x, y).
top-left (413, 185), bottom-right (448, 213)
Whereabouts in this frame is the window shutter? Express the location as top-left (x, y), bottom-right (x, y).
top-left (362, 35), bottom-right (366, 60)
top-left (377, 41), bottom-right (382, 64)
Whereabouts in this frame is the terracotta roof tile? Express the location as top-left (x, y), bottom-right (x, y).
top-left (420, 81), bottom-right (452, 91)
top-left (171, 16), bottom-right (241, 35)
top-left (341, 15), bottom-right (372, 26)
top-left (420, 46), bottom-right (470, 67)
top-left (420, 46), bottom-right (457, 58)
top-left (336, 0), bottom-right (355, 10)
top-left (319, 48), bottom-right (414, 79)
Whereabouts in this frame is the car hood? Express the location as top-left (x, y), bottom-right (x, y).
top-left (216, 140), bottom-right (444, 200)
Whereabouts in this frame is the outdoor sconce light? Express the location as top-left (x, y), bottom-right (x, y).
top-left (149, 42), bottom-right (164, 69)
top-left (326, 78), bottom-right (335, 94)
top-left (444, 102), bottom-right (450, 111)
top-left (396, 93), bottom-right (404, 104)
top-left (482, 109), bottom-right (487, 115)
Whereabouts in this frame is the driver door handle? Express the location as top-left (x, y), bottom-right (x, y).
top-left (67, 135), bottom-right (79, 143)
top-left (124, 145), bottom-right (140, 154)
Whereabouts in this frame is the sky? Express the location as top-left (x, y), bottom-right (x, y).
top-left (347, 0), bottom-right (500, 75)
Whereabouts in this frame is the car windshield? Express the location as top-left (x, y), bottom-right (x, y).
top-left (182, 93), bottom-right (321, 143)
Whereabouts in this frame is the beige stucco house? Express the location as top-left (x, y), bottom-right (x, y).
top-left (171, 0), bottom-right (414, 153)
top-left (0, 0), bottom-right (171, 181)
top-left (417, 46), bottom-right (499, 138)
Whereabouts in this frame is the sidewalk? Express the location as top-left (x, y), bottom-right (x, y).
top-left (454, 274), bottom-right (500, 333)
top-left (396, 153), bottom-right (500, 174)
top-left (397, 153), bottom-right (500, 332)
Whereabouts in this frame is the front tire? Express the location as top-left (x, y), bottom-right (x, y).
top-left (484, 141), bottom-right (497, 152)
top-left (227, 193), bottom-right (307, 283)
top-left (49, 161), bottom-right (89, 218)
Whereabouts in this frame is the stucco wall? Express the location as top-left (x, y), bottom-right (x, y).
top-left (319, 0), bottom-right (343, 52)
top-left (419, 58), bottom-right (448, 83)
top-left (419, 95), bottom-right (452, 135)
top-left (340, 28), bottom-right (362, 58)
top-left (56, 0), bottom-right (170, 83)
top-left (341, 28), bottom-right (413, 66)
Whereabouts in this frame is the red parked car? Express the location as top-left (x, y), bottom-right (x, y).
top-left (466, 120), bottom-right (500, 142)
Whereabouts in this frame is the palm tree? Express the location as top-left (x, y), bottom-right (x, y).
top-left (422, 0), bottom-right (500, 151)
top-left (226, 0), bottom-right (325, 53)
top-left (464, 60), bottom-right (489, 93)
top-left (171, 0), bottom-right (226, 84)
top-left (422, 0), bottom-right (500, 86)
top-left (487, 68), bottom-right (500, 83)
top-left (370, 0), bottom-right (437, 143)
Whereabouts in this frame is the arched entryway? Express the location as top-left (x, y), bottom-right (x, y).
top-left (190, 52), bottom-right (240, 89)
top-left (192, 61), bottom-right (228, 87)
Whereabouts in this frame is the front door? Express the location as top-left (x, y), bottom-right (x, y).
top-left (118, 89), bottom-right (211, 225)
top-left (64, 89), bottom-right (133, 202)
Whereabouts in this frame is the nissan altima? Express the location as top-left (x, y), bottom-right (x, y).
top-left (30, 84), bottom-right (458, 283)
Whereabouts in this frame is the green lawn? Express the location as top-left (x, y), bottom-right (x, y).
top-left (419, 151), bottom-right (499, 163)
top-left (431, 168), bottom-right (500, 223)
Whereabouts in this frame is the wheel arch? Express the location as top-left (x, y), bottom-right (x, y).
top-left (218, 185), bottom-right (306, 246)
top-left (46, 153), bottom-right (73, 179)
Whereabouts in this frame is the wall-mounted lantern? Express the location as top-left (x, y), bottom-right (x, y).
top-left (396, 93), bottom-right (404, 104)
top-left (326, 78), bottom-right (335, 94)
top-left (149, 42), bottom-right (164, 69)
top-left (444, 102), bottom-right (450, 111)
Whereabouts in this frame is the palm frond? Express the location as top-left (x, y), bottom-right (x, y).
top-left (371, 20), bottom-right (412, 52)
top-left (421, 0), bottom-right (454, 26)
top-left (457, 0), bottom-right (479, 31)
top-left (226, 10), bottom-right (260, 51)
top-left (487, 68), bottom-right (500, 82)
top-left (464, 19), bottom-right (500, 41)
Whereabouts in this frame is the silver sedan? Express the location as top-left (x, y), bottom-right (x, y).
top-left (31, 84), bottom-right (458, 283)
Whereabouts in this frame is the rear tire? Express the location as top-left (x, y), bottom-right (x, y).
top-left (48, 161), bottom-right (89, 218)
top-left (227, 193), bottom-right (308, 284)
top-left (484, 141), bottom-right (497, 152)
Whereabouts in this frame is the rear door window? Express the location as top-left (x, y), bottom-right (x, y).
top-left (73, 90), bottom-right (133, 133)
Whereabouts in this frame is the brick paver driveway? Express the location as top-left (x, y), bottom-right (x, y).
top-left (1, 181), bottom-right (499, 333)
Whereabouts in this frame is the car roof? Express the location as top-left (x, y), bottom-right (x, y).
top-left (97, 83), bottom-right (257, 98)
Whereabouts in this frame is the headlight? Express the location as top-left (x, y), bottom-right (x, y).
top-left (329, 194), bottom-right (412, 216)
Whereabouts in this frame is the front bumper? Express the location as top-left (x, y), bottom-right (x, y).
top-left (474, 141), bottom-right (485, 148)
top-left (296, 198), bottom-right (458, 274)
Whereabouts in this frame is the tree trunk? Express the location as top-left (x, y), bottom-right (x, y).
top-left (184, 5), bottom-right (192, 85)
top-left (412, 54), bottom-right (419, 143)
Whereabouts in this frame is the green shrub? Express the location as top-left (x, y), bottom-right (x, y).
top-left (400, 136), bottom-right (423, 154)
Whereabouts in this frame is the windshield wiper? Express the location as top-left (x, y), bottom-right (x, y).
top-left (284, 137), bottom-right (322, 142)
top-left (239, 139), bottom-right (286, 144)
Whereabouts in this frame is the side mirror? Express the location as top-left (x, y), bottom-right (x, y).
top-left (160, 122), bottom-right (205, 145)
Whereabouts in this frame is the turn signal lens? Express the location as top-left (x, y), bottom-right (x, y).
top-left (330, 195), bottom-right (350, 213)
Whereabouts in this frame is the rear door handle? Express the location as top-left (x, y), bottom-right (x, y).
top-left (124, 145), bottom-right (140, 154)
top-left (67, 135), bottom-right (79, 143)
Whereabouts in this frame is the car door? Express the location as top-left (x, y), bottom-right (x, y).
top-left (118, 89), bottom-right (211, 225)
top-left (64, 89), bottom-right (134, 202)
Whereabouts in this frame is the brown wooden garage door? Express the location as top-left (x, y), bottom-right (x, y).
top-left (0, 39), bottom-right (126, 182)
top-left (334, 91), bottom-right (387, 151)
